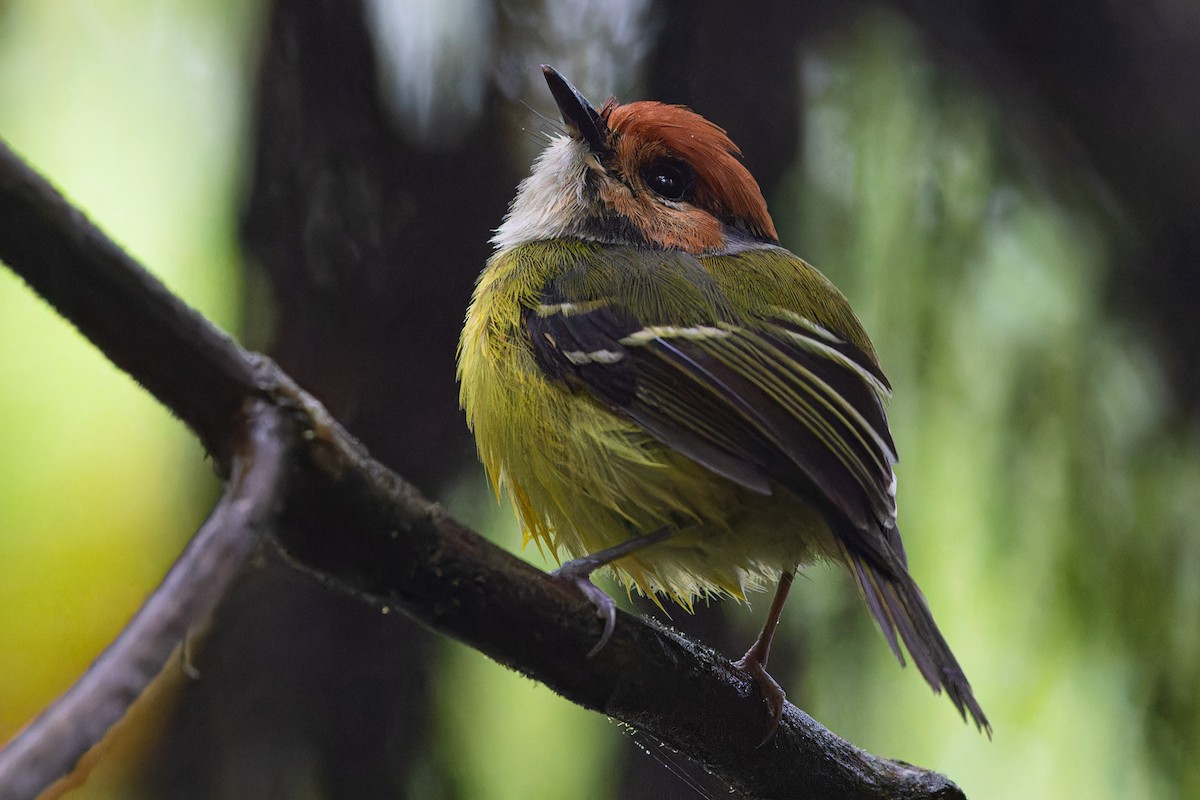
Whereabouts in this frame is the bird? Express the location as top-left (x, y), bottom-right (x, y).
top-left (457, 64), bottom-right (989, 738)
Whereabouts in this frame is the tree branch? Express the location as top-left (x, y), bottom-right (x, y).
top-left (0, 137), bottom-right (966, 799)
top-left (0, 401), bottom-right (287, 800)
top-left (0, 142), bottom-right (259, 465)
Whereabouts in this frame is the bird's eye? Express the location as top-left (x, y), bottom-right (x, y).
top-left (643, 160), bottom-right (694, 201)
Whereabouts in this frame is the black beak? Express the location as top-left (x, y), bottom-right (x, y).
top-left (541, 65), bottom-right (608, 152)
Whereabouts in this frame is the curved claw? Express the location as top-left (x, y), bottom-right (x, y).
top-left (552, 563), bottom-right (617, 657)
top-left (549, 528), bottom-right (674, 657)
top-left (733, 653), bottom-right (787, 747)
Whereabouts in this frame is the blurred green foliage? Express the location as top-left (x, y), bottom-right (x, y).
top-left (1, 3), bottom-right (1197, 799)
top-left (783, 12), bottom-right (1187, 799)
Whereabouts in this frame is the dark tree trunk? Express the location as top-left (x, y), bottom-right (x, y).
top-left (141, 0), bottom-right (514, 795)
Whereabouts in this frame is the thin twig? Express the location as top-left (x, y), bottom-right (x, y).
top-left (0, 402), bottom-right (287, 800)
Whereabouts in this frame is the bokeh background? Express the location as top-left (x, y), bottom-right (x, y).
top-left (2, 1), bottom-right (1199, 798)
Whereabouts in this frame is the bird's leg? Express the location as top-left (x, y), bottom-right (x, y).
top-left (734, 570), bottom-right (795, 745)
top-left (553, 526), bottom-right (674, 657)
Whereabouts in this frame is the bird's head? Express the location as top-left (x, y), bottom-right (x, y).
top-left (493, 66), bottom-right (778, 256)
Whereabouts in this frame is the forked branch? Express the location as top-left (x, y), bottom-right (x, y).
top-left (0, 403), bottom-right (286, 800)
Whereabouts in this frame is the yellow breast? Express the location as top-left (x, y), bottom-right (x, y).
top-left (457, 245), bottom-right (828, 605)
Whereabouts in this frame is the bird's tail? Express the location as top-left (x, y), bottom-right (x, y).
top-left (845, 545), bottom-right (992, 736)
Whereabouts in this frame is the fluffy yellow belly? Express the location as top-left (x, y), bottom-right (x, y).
top-left (463, 337), bottom-right (830, 604)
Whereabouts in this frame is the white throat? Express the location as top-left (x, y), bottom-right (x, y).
top-left (491, 136), bottom-right (594, 251)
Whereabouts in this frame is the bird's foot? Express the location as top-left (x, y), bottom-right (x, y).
top-left (552, 527), bottom-right (674, 657)
top-left (733, 650), bottom-right (787, 747)
top-left (552, 560), bottom-right (617, 657)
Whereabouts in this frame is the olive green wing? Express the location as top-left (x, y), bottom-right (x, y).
top-left (523, 245), bottom-right (898, 536)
